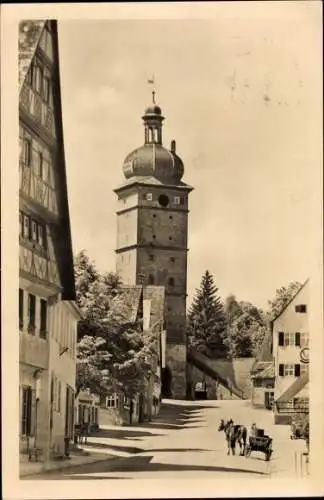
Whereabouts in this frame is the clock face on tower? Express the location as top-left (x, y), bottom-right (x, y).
top-left (158, 194), bottom-right (169, 207)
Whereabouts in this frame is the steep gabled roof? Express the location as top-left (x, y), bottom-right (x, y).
top-left (119, 285), bottom-right (142, 323)
top-left (251, 329), bottom-right (273, 373)
top-left (270, 279), bottom-right (309, 324)
top-left (251, 361), bottom-right (275, 379)
top-left (19, 20), bottom-right (76, 300)
top-left (119, 285), bottom-right (165, 329)
top-left (19, 20), bottom-right (45, 91)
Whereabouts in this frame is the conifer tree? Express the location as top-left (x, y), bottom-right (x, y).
top-left (187, 270), bottom-right (229, 357)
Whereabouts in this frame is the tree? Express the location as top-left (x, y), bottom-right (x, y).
top-left (76, 336), bottom-right (112, 398)
top-left (187, 270), bottom-right (229, 357)
top-left (225, 295), bottom-right (268, 358)
top-left (267, 281), bottom-right (302, 319)
top-left (74, 250), bottom-right (159, 403)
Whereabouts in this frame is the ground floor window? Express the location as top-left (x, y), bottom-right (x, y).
top-left (21, 386), bottom-right (35, 436)
top-left (105, 394), bottom-right (119, 408)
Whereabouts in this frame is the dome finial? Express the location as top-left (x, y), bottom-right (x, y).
top-left (152, 89), bottom-right (156, 104)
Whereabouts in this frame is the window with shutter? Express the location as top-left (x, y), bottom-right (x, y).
top-left (30, 389), bottom-right (36, 437)
top-left (19, 289), bottom-right (24, 330)
top-left (295, 332), bottom-right (301, 346)
top-left (57, 380), bottom-right (61, 413)
top-left (31, 220), bottom-right (38, 241)
top-left (28, 294), bottom-right (36, 333)
top-left (278, 332), bottom-right (284, 346)
top-left (294, 364), bottom-right (301, 377)
top-left (21, 387), bottom-right (32, 436)
top-left (23, 215), bottom-right (30, 238)
top-left (50, 373), bottom-right (54, 428)
top-left (278, 364), bottom-right (284, 376)
top-left (23, 139), bottom-right (31, 166)
top-left (40, 299), bottom-right (47, 338)
top-left (19, 212), bottom-right (23, 237)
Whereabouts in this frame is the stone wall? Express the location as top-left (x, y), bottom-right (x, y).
top-left (187, 363), bottom-right (241, 401)
top-left (166, 343), bottom-right (187, 399)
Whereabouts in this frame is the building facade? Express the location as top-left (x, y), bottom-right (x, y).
top-left (272, 280), bottom-right (309, 424)
top-left (250, 362), bottom-right (275, 409)
top-left (114, 95), bottom-right (193, 399)
top-left (19, 20), bottom-right (79, 463)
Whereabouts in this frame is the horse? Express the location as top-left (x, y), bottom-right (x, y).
top-left (218, 419), bottom-right (247, 456)
top-left (218, 419), bottom-right (237, 455)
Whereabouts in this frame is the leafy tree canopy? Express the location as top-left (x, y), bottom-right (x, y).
top-left (74, 250), bottom-right (159, 401)
top-left (267, 281), bottom-right (303, 319)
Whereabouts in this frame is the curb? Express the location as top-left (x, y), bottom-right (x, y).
top-left (20, 453), bottom-right (114, 478)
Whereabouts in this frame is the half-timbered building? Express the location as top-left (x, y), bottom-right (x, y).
top-left (19, 20), bottom-right (80, 463)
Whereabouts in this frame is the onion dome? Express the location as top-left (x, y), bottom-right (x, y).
top-left (122, 92), bottom-right (184, 185)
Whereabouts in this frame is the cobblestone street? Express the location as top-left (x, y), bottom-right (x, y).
top-left (25, 399), bottom-right (308, 480)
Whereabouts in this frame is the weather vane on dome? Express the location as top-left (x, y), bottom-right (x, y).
top-left (147, 75), bottom-right (157, 104)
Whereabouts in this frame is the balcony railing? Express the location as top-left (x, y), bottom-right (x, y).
top-left (275, 401), bottom-right (309, 414)
top-left (19, 161), bottom-right (58, 216)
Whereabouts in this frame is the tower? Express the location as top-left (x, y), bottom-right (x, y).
top-left (114, 93), bottom-right (193, 399)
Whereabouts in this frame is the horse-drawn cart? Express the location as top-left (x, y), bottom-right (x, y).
top-left (245, 434), bottom-right (273, 461)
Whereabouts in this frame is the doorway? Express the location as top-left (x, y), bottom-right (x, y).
top-left (161, 366), bottom-right (172, 398)
top-left (194, 381), bottom-right (207, 400)
top-left (265, 391), bottom-right (274, 410)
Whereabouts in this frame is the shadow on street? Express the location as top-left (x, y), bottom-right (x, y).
top-left (31, 454), bottom-right (266, 480)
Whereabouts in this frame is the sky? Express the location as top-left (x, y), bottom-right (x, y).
top-left (56, 2), bottom-right (322, 310)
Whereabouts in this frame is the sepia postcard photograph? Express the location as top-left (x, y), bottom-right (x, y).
top-left (1, 1), bottom-right (323, 499)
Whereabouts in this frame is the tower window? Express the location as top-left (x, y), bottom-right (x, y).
top-left (148, 274), bottom-right (155, 285)
top-left (170, 257), bottom-right (175, 263)
top-left (169, 215), bottom-right (173, 220)
top-left (145, 193), bottom-right (153, 201)
top-left (153, 234), bottom-right (156, 239)
top-left (169, 236), bottom-right (173, 241)
top-left (153, 214), bottom-right (156, 218)
top-left (174, 196), bottom-right (180, 205)
top-left (168, 277), bottom-right (175, 287)
top-left (295, 304), bottom-right (307, 313)
top-left (158, 194), bottom-right (169, 207)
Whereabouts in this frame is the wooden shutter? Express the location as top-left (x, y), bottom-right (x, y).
top-left (295, 364), bottom-right (301, 377)
top-left (24, 387), bottom-right (33, 436)
top-left (30, 389), bottom-right (37, 437)
top-left (278, 364), bottom-right (284, 377)
top-left (19, 289), bottom-right (24, 328)
top-left (278, 332), bottom-right (284, 346)
top-left (295, 332), bottom-right (301, 346)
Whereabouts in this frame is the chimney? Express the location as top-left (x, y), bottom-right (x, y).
top-left (171, 140), bottom-right (176, 153)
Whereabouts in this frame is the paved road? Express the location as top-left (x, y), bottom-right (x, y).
top-left (29, 399), bottom-right (308, 480)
